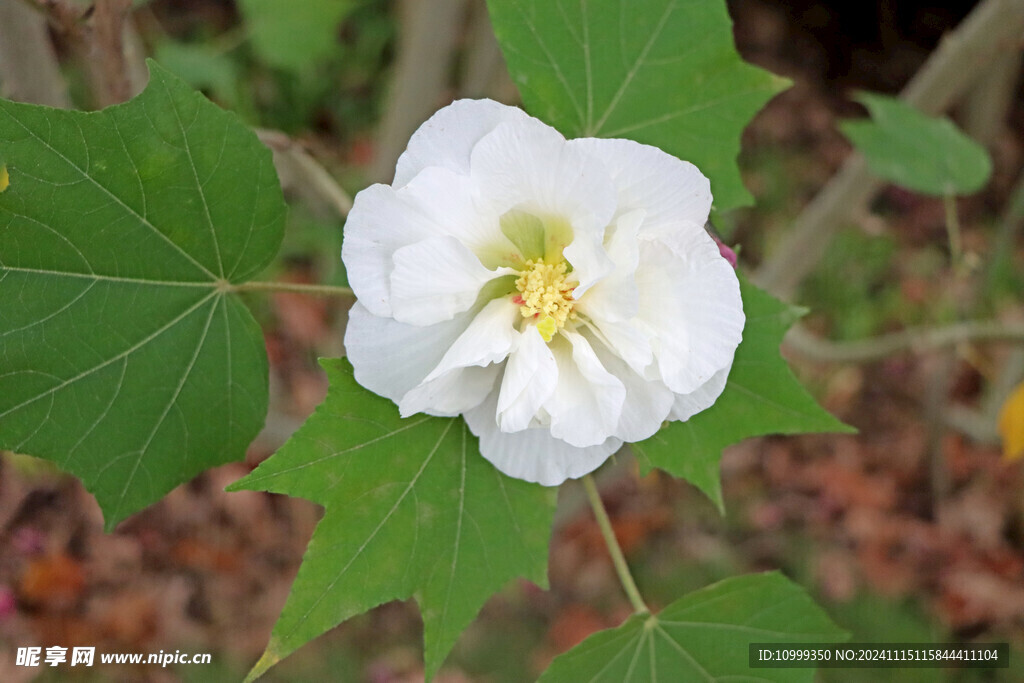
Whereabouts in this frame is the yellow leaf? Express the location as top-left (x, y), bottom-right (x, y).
top-left (997, 381), bottom-right (1024, 461)
top-left (0, 164), bottom-right (8, 193)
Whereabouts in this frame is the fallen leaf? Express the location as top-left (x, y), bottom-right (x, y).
top-left (19, 553), bottom-right (85, 609)
top-left (997, 382), bottom-right (1024, 460)
top-left (546, 604), bottom-right (608, 653)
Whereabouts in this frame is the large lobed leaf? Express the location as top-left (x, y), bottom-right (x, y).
top-left (633, 278), bottom-right (854, 511)
top-left (0, 61), bottom-right (285, 529)
top-left (228, 359), bottom-right (557, 682)
top-left (487, 0), bottom-right (789, 211)
top-left (840, 92), bottom-right (992, 196)
top-left (538, 572), bottom-right (847, 682)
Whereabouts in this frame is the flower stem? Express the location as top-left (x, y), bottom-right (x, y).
top-left (232, 281), bottom-right (354, 297)
top-left (581, 474), bottom-right (650, 615)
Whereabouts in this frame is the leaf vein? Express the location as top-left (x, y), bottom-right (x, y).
top-left (2, 109), bottom-right (217, 280)
top-left (283, 419), bottom-right (456, 639)
top-left (252, 417), bottom-right (431, 486)
top-left (590, 0), bottom-right (678, 135)
top-left (112, 294), bottom-right (220, 519)
top-left (0, 291), bottom-right (217, 421)
top-left (510, 0), bottom-right (587, 131)
top-left (438, 422), bottom-right (469, 650)
top-left (63, 356), bottom-right (129, 468)
top-left (163, 76), bottom-right (225, 278)
top-left (0, 266), bottom-right (213, 287)
top-left (0, 280), bottom-right (98, 338)
top-left (600, 84), bottom-right (775, 139)
top-left (654, 624), bottom-right (715, 682)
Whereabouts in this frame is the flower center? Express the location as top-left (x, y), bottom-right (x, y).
top-left (514, 258), bottom-right (576, 342)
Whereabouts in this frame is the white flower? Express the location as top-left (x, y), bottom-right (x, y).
top-left (342, 99), bottom-right (744, 486)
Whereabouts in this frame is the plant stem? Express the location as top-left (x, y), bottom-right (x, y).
top-left (944, 191), bottom-right (964, 271)
top-left (754, 0), bottom-right (1024, 298)
top-left (255, 129), bottom-right (353, 219)
top-left (785, 319), bottom-right (1024, 363)
top-left (232, 281), bottom-right (354, 297)
top-left (581, 474), bottom-right (650, 615)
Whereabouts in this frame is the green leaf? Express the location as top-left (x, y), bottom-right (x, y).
top-left (487, 0), bottom-right (789, 210)
top-left (239, 0), bottom-right (356, 71)
top-left (0, 61), bottom-right (285, 529)
top-left (633, 279), bottom-right (853, 511)
top-left (840, 92), bottom-right (992, 196)
top-left (538, 572), bottom-right (848, 682)
top-left (228, 358), bottom-right (556, 682)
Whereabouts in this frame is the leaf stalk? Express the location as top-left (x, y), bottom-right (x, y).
top-left (232, 281), bottom-right (354, 297)
top-left (581, 474), bottom-right (650, 615)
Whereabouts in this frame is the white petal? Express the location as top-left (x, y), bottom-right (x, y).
top-left (576, 209), bottom-right (644, 321)
top-left (341, 184), bottom-right (436, 317)
top-left (465, 389), bottom-right (622, 486)
top-left (424, 297), bottom-right (521, 382)
top-left (390, 235), bottom-right (514, 326)
top-left (393, 166), bottom-right (517, 265)
top-left (563, 231), bottom-right (614, 298)
top-left (588, 319), bottom-right (654, 375)
top-left (342, 167), bottom-right (511, 317)
top-left (496, 326), bottom-right (558, 433)
top-left (589, 338), bottom-right (675, 442)
top-left (635, 224), bottom-right (744, 394)
top-left (567, 137), bottom-right (712, 236)
top-left (344, 302), bottom-right (472, 404)
top-left (543, 332), bottom-right (626, 448)
top-left (393, 98), bottom-right (532, 188)
top-left (399, 364), bottom-right (499, 418)
top-left (669, 362), bottom-right (732, 422)
top-left (469, 118), bottom-right (617, 234)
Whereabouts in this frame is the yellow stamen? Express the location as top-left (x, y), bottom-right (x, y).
top-left (536, 315), bottom-right (558, 343)
top-left (514, 258), bottom-right (576, 341)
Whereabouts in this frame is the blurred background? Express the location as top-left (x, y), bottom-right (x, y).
top-left (0, 0), bottom-right (1022, 680)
